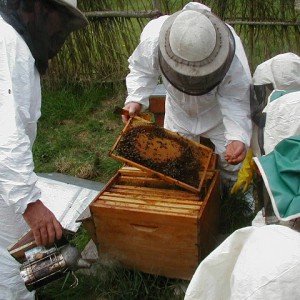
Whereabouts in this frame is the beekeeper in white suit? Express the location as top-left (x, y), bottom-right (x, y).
top-left (123, 2), bottom-right (252, 183)
top-left (0, 0), bottom-right (88, 299)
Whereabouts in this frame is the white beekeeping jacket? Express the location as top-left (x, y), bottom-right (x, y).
top-left (0, 15), bottom-right (41, 217)
top-left (252, 52), bottom-right (300, 154)
top-left (185, 225), bottom-right (300, 300)
top-left (125, 2), bottom-right (252, 147)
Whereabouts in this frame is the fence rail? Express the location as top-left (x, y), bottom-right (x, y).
top-left (85, 10), bottom-right (162, 19)
top-left (85, 10), bottom-right (300, 27)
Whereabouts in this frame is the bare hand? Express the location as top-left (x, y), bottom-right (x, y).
top-left (23, 200), bottom-right (63, 246)
top-left (122, 102), bottom-right (142, 123)
top-left (224, 141), bottom-right (246, 165)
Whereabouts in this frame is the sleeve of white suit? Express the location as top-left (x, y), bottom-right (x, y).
top-left (125, 16), bottom-right (168, 109)
top-left (217, 31), bottom-right (252, 147)
top-left (0, 30), bottom-right (41, 215)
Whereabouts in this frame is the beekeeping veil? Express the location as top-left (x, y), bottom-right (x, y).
top-left (0, 0), bottom-right (88, 74)
top-left (49, 0), bottom-right (88, 31)
top-left (158, 9), bottom-right (235, 95)
top-left (1, 0), bottom-right (88, 29)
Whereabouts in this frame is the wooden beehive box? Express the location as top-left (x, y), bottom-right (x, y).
top-left (89, 163), bottom-right (220, 280)
top-left (85, 114), bottom-right (220, 280)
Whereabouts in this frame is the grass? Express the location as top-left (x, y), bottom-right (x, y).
top-left (34, 82), bottom-right (125, 182)
top-left (37, 263), bottom-right (187, 300)
top-left (34, 82), bottom-right (255, 300)
top-left (219, 184), bottom-right (256, 234)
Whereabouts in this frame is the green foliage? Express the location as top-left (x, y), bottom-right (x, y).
top-left (219, 183), bottom-right (255, 234)
top-left (69, 227), bottom-right (91, 252)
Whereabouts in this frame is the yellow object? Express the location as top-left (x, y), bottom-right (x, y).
top-left (231, 149), bottom-right (256, 194)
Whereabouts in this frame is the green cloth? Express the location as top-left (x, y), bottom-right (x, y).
top-left (269, 90), bottom-right (299, 102)
top-left (254, 135), bottom-right (300, 220)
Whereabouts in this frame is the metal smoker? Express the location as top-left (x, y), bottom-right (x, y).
top-left (7, 229), bottom-right (92, 292)
top-left (20, 242), bottom-right (91, 291)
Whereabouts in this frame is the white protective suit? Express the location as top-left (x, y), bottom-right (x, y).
top-left (125, 2), bottom-right (252, 181)
top-left (252, 52), bottom-right (300, 155)
top-left (184, 225), bottom-right (300, 300)
top-left (0, 15), bottom-right (41, 300)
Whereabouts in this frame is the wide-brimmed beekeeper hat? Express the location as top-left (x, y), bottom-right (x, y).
top-left (158, 9), bottom-right (235, 95)
top-left (50, 0), bottom-right (88, 30)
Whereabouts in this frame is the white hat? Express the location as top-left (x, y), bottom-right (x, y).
top-left (158, 9), bottom-right (235, 95)
top-left (50, 0), bottom-right (88, 29)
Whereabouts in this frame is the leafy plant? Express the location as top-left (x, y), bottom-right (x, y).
top-left (219, 183), bottom-right (256, 234)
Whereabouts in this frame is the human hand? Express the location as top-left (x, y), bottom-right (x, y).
top-left (224, 140), bottom-right (246, 165)
top-left (122, 102), bottom-right (142, 123)
top-left (23, 200), bottom-right (63, 246)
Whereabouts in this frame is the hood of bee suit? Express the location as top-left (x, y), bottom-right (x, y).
top-left (49, 0), bottom-right (88, 30)
top-left (158, 9), bottom-right (235, 95)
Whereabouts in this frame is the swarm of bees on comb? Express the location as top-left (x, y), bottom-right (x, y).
top-left (116, 124), bottom-right (202, 188)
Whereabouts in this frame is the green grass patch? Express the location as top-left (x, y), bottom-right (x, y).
top-left (37, 263), bottom-right (187, 300)
top-left (34, 83), bottom-right (125, 182)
